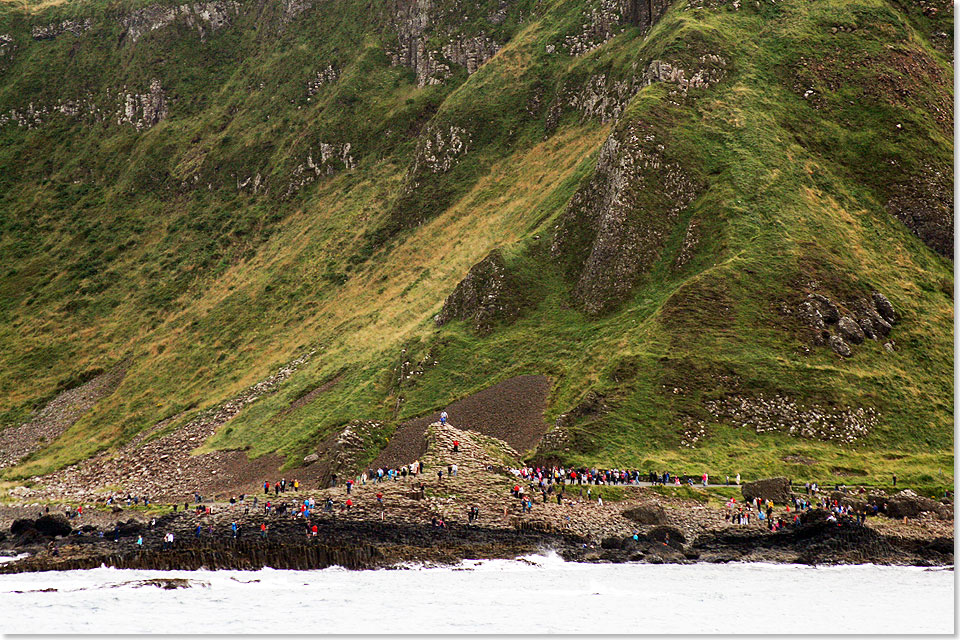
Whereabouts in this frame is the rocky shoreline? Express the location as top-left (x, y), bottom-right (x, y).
top-left (1, 423), bottom-right (952, 573)
top-left (1, 501), bottom-right (952, 574)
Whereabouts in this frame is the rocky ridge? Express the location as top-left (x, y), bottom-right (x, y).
top-left (119, 1), bottom-right (240, 44)
top-left (552, 121), bottom-right (699, 314)
top-left (435, 249), bottom-right (523, 335)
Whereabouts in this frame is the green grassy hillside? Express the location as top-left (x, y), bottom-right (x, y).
top-left (0, 0), bottom-right (953, 487)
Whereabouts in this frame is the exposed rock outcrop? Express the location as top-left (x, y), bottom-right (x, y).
top-left (837, 316), bottom-right (864, 344)
top-left (435, 249), bottom-right (524, 335)
top-left (407, 123), bottom-right (471, 180)
top-left (387, 0), bottom-right (503, 86)
top-left (551, 122), bottom-right (698, 314)
top-left (32, 19), bottom-right (93, 40)
top-left (117, 79), bottom-right (168, 130)
top-left (562, 0), bottom-right (672, 56)
top-left (704, 393), bottom-right (878, 442)
top-left (741, 477), bottom-right (792, 504)
top-left (313, 420), bottom-right (383, 487)
top-left (794, 290), bottom-right (899, 357)
top-left (285, 143), bottom-right (355, 196)
top-left (120, 1), bottom-right (240, 44)
top-left (306, 65), bottom-right (339, 96)
top-left (886, 490), bottom-right (951, 520)
top-left (564, 56), bottom-right (728, 125)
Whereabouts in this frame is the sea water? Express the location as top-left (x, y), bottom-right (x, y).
top-left (0, 555), bottom-right (953, 634)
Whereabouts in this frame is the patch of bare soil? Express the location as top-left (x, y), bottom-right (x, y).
top-left (0, 364), bottom-right (127, 469)
top-left (374, 375), bottom-right (551, 468)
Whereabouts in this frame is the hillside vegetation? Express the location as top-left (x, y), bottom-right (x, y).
top-left (0, 0), bottom-right (953, 489)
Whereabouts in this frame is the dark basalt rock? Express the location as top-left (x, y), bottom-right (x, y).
top-left (872, 292), bottom-right (899, 324)
top-left (9, 519), bottom-right (35, 536)
top-left (810, 294), bottom-right (840, 324)
top-left (837, 316), bottom-right (865, 344)
top-left (828, 334), bottom-right (852, 357)
top-left (623, 503), bottom-right (667, 525)
top-left (885, 490), bottom-right (944, 519)
top-left (741, 477), bottom-right (792, 504)
top-left (33, 515), bottom-right (72, 538)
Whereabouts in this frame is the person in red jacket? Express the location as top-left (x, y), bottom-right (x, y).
top-left (346, 499), bottom-right (353, 509)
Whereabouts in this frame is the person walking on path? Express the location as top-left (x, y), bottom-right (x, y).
top-left (261, 523), bottom-right (267, 538)
top-left (892, 474), bottom-right (897, 487)
top-left (735, 473), bottom-right (741, 485)
top-left (452, 439), bottom-right (459, 453)
top-left (440, 411), bottom-right (448, 426)
top-left (437, 469), bottom-right (444, 483)
top-left (346, 479), bottom-right (353, 495)
top-left (376, 492), bottom-right (383, 507)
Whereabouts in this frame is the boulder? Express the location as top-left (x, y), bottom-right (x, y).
top-left (810, 294), bottom-right (840, 323)
top-left (857, 317), bottom-right (877, 340)
top-left (885, 490), bottom-right (941, 519)
top-left (741, 477), bottom-right (792, 504)
top-left (647, 525), bottom-right (685, 549)
top-left (303, 453), bottom-right (320, 464)
top-left (872, 292), bottom-right (898, 324)
top-left (9, 518), bottom-right (35, 536)
top-left (837, 316), bottom-right (865, 344)
top-left (798, 300), bottom-right (826, 332)
top-left (623, 503), bottom-right (667, 525)
top-left (853, 298), bottom-right (892, 336)
top-left (33, 515), bottom-right (71, 538)
top-left (117, 519), bottom-right (142, 537)
top-left (828, 334), bottom-right (851, 357)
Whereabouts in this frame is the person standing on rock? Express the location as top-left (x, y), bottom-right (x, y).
top-left (437, 469), bottom-right (444, 483)
top-left (440, 411), bottom-right (448, 426)
top-left (376, 492), bottom-right (383, 507)
top-left (452, 439), bottom-right (459, 453)
top-left (261, 523), bottom-right (267, 538)
top-left (346, 479), bottom-right (354, 495)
